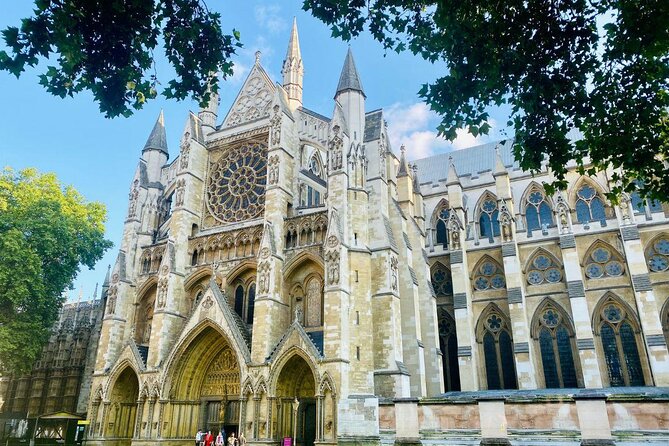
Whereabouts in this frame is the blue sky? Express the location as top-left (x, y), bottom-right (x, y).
top-left (0, 1), bottom-right (508, 300)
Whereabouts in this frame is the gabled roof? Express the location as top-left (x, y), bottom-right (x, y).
top-left (143, 110), bottom-right (169, 157)
top-left (335, 48), bottom-right (365, 97)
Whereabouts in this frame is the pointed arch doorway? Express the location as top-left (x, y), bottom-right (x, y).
top-left (275, 354), bottom-right (317, 446)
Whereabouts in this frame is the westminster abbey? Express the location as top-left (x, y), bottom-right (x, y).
top-left (81, 20), bottom-right (669, 446)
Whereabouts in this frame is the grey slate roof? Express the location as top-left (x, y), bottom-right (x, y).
top-left (143, 111), bottom-right (169, 157)
top-left (412, 139), bottom-right (519, 184)
top-left (336, 48), bottom-right (365, 97)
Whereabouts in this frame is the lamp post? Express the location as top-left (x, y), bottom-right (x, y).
top-left (291, 397), bottom-right (299, 446)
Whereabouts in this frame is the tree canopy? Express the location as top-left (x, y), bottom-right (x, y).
top-left (303, 0), bottom-right (669, 200)
top-left (0, 0), bottom-right (240, 118)
top-left (0, 168), bottom-right (112, 373)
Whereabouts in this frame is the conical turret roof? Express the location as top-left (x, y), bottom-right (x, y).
top-left (143, 110), bottom-right (169, 156)
top-left (335, 48), bottom-right (365, 97)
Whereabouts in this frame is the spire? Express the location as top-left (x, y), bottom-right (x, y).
top-left (282, 17), bottom-right (303, 110)
top-left (93, 282), bottom-right (99, 300)
top-left (199, 74), bottom-right (219, 134)
top-left (102, 265), bottom-right (111, 287)
top-left (143, 110), bottom-right (169, 157)
top-left (335, 47), bottom-right (365, 98)
top-left (397, 145), bottom-right (409, 177)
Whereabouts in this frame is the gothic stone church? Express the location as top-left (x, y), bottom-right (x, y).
top-left (87, 21), bottom-right (669, 446)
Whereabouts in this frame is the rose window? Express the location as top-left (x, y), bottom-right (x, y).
top-left (206, 141), bottom-right (268, 223)
top-left (584, 246), bottom-right (625, 279)
top-left (646, 238), bottom-right (669, 272)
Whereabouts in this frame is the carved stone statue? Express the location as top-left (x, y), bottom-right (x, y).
top-left (329, 125), bottom-right (343, 172)
top-left (270, 105), bottom-right (282, 147)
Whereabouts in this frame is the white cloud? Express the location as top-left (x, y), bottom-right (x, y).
top-left (254, 4), bottom-right (288, 34)
top-left (383, 101), bottom-right (499, 159)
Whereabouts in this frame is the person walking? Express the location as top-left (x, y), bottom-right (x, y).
top-left (205, 430), bottom-right (214, 446)
top-left (215, 430), bottom-right (224, 446)
top-left (196, 429), bottom-right (203, 446)
top-left (227, 432), bottom-right (237, 446)
top-left (238, 432), bottom-right (246, 446)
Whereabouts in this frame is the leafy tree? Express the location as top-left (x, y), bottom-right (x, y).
top-left (0, 168), bottom-right (112, 373)
top-left (0, 0), bottom-right (241, 118)
top-left (304, 0), bottom-right (669, 200)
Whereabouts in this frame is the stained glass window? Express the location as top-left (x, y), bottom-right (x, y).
top-left (597, 298), bottom-right (646, 386)
top-left (630, 180), bottom-right (663, 214)
top-left (584, 245), bottom-right (625, 279)
top-left (479, 197), bottom-right (501, 241)
top-left (526, 251), bottom-right (563, 285)
top-left (246, 284), bottom-right (256, 324)
top-left (234, 285), bottom-right (244, 318)
top-left (535, 304), bottom-right (579, 388)
top-left (525, 188), bottom-right (554, 233)
top-left (646, 238), bottom-right (669, 272)
top-left (480, 308), bottom-right (517, 390)
top-left (438, 309), bottom-right (461, 391)
top-left (575, 184), bottom-right (607, 224)
top-left (431, 265), bottom-right (453, 296)
top-left (473, 260), bottom-right (506, 291)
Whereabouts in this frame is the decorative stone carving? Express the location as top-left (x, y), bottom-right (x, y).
top-left (555, 194), bottom-right (571, 234)
top-left (327, 235), bottom-right (339, 248)
top-left (306, 278), bottom-right (322, 327)
top-left (175, 179), bottom-right (186, 207)
top-left (390, 256), bottom-right (399, 291)
top-left (268, 155), bottom-right (279, 185)
top-left (447, 210), bottom-right (463, 250)
top-left (106, 273), bottom-right (120, 315)
top-left (128, 179), bottom-right (139, 218)
top-left (378, 134), bottom-right (387, 179)
top-left (620, 193), bottom-right (632, 224)
top-left (179, 132), bottom-right (190, 170)
top-left (156, 276), bottom-right (168, 309)
top-left (269, 105), bottom-right (282, 148)
top-left (328, 125), bottom-right (343, 172)
top-left (202, 295), bottom-right (214, 310)
top-left (258, 262), bottom-right (271, 294)
top-left (326, 251), bottom-right (340, 286)
top-left (224, 72), bottom-right (273, 127)
top-left (499, 200), bottom-right (514, 242)
top-left (259, 247), bottom-right (270, 260)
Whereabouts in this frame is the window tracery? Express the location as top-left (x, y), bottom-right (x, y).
top-left (575, 184), bottom-right (607, 224)
top-left (438, 308), bottom-right (460, 391)
top-left (646, 237), bottom-right (669, 272)
top-left (473, 258), bottom-right (506, 291)
top-left (595, 295), bottom-right (645, 387)
top-left (232, 281), bottom-right (257, 324)
top-left (478, 194), bottom-right (500, 241)
top-left (584, 244), bottom-right (625, 279)
top-left (431, 263), bottom-right (453, 296)
top-left (206, 141), bottom-right (267, 223)
top-left (477, 306), bottom-right (517, 390)
top-left (532, 302), bottom-right (579, 388)
top-left (526, 250), bottom-right (563, 285)
top-left (524, 186), bottom-right (553, 233)
top-left (435, 206), bottom-right (449, 247)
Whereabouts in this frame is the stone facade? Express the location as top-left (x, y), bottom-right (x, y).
top-left (85, 21), bottom-right (669, 446)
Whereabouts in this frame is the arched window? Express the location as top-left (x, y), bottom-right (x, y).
top-left (309, 154), bottom-right (323, 179)
top-left (438, 308), bottom-right (461, 391)
top-left (595, 295), bottom-right (645, 386)
top-left (435, 207), bottom-right (449, 247)
top-left (526, 250), bottom-right (563, 285)
top-left (479, 195), bottom-right (500, 241)
top-left (525, 186), bottom-right (553, 233)
top-left (646, 237), bottom-right (669, 272)
top-left (478, 306), bottom-right (517, 390)
top-left (246, 284), bottom-right (256, 324)
top-left (532, 302), bottom-right (579, 388)
top-left (583, 243), bottom-right (625, 279)
top-left (305, 277), bottom-right (323, 327)
top-left (431, 263), bottom-right (453, 296)
top-left (141, 254), bottom-right (151, 274)
top-left (630, 181), bottom-right (662, 214)
top-left (575, 184), bottom-right (607, 224)
top-left (234, 285), bottom-right (244, 318)
top-left (472, 257), bottom-right (506, 291)
top-left (191, 250), bottom-right (199, 266)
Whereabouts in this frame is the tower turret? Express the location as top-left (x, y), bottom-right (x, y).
top-left (334, 48), bottom-right (366, 144)
top-left (142, 110), bottom-right (169, 183)
top-left (198, 75), bottom-right (219, 135)
top-left (282, 18), bottom-right (303, 110)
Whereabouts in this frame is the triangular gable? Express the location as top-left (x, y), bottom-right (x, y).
top-left (266, 320), bottom-right (323, 364)
top-left (221, 63), bottom-right (276, 129)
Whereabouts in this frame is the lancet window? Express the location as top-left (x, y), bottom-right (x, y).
top-left (526, 250), bottom-right (563, 285)
top-left (473, 258), bottom-right (506, 291)
top-left (435, 206), bottom-right (449, 247)
top-left (479, 195), bottom-right (500, 241)
top-left (575, 184), bottom-right (606, 224)
top-left (438, 308), bottom-right (461, 391)
top-left (532, 302), bottom-right (579, 388)
top-left (478, 306), bottom-right (517, 390)
top-left (233, 282), bottom-right (257, 325)
top-left (595, 295), bottom-right (645, 386)
top-left (584, 244), bottom-right (625, 279)
top-left (524, 186), bottom-right (553, 233)
top-left (646, 237), bottom-right (669, 272)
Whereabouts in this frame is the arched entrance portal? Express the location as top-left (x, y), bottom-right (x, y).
top-left (106, 367), bottom-right (139, 441)
top-left (164, 326), bottom-right (241, 439)
top-left (275, 355), bottom-right (316, 446)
